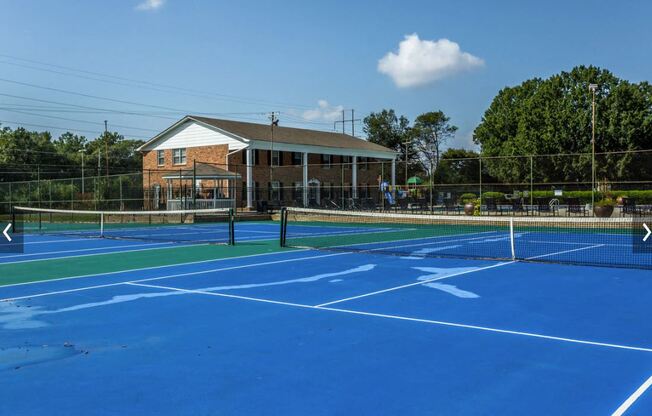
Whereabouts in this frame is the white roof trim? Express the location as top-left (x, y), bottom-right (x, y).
top-left (137, 116), bottom-right (251, 152)
top-left (138, 116), bottom-right (397, 160)
top-left (246, 140), bottom-right (397, 160)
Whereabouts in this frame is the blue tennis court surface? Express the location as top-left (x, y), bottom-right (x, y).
top-left (2, 221), bottom-right (652, 415)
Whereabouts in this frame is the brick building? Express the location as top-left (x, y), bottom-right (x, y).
top-left (138, 116), bottom-right (397, 209)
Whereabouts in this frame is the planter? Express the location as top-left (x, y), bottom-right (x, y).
top-left (464, 203), bottom-right (475, 216)
top-left (593, 205), bottom-right (614, 218)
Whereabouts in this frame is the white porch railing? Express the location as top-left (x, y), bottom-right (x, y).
top-left (166, 198), bottom-right (235, 210)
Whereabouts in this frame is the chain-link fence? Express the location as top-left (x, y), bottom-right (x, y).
top-left (2, 150), bottom-right (651, 216)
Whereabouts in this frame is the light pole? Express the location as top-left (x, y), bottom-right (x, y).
top-left (589, 83), bottom-right (598, 212)
top-left (79, 149), bottom-right (85, 195)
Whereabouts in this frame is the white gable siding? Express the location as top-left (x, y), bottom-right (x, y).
top-left (144, 121), bottom-right (248, 151)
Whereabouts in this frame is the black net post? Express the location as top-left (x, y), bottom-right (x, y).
top-left (192, 160), bottom-right (197, 209)
top-left (228, 208), bottom-right (235, 245)
top-left (279, 207), bottom-right (287, 247)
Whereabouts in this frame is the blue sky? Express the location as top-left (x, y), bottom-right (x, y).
top-left (1, 0), bottom-right (651, 149)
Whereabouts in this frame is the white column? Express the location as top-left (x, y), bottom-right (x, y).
top-left (391, 158), bottom-right (396, 196)
top-left (302, 152), bottom-right (308, 207)
top-left (352, 156), bottom-right (358, 199)
top-left (246, 148), bottom-right (254, 209)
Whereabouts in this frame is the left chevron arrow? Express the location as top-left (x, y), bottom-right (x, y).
top-left (3, 223), bottom-right (11, 242)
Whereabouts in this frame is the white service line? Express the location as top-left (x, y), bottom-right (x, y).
top-left (612, 374), bottom-right (652, 416)
top-left (125, 282), bottom-right (652, 354)
top-left (0, 248), bottom-right (307, 289)
top-left (0, 241), bottom-right (173, 261)
top-left (1, 238), bottom-right (89, 246)
top-left (315, 261), bottom-right (515, 307)
top-left (0, 251), bottom-right (348, 301)
top-left (525, 244), bottom-right (605, 260)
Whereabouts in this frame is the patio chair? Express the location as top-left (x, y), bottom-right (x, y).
top-left (484, 197), bottom-right (507, 215)
top-left (535, 197), bottom-right (557, 216)
top-left (510, 198), bottom-right (529, 215)
top-left (443, 198), bottom-right (462, 214)
top-left (566, 197), bottom-right (587, 216)
top-left (621, 197), bottom-right (643, 217)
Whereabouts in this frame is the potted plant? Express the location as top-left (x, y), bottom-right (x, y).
top-left (594, 197), bottom-right (615, 218)
top-left (459, 193), bottom-right (477, 215)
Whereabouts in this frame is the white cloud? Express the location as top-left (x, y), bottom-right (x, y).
top-left (135, 0), bottom-right (165, 11)
top-left (378, 34), bottom-right (484, 88)
top-left (301, 100), bottom-right (344, 121)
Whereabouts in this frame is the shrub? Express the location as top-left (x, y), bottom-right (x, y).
top-left (595, 197), bottom-right (616, 207)
top-left (482, 192), bottom-right (505, 202)
top-left (459, 193), bottom-right (477, 203)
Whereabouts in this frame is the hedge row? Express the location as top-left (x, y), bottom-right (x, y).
top-left (469, 190), bottom-right (652, 204)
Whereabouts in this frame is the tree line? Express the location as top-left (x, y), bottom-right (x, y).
top-left (0, 125), bottom-right (145, 182)
top-left (364, 65), bottom-right (652, 186)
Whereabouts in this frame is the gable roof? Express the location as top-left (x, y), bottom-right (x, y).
top-left (138, 115), bottom-right (396, 156)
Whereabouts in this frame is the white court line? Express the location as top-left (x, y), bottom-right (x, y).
top-left (0, 241), bottom-right (174, 262)
top-left (1, 237), bottom-right (89, 246)
top-left (612, 374), bottom-right (652, 416)
top-left (125, 282), bottom-right (652, 354)
top-left (0, 229), bottom-right (503, 290)
top-left (0, 234), bottom-right (507, 299)
top-left (315, 261), bottom-right (515, 307)
top-left (0, 248), bottom-right (307, 289)
top-left (0, 251), bottom-right (348, 302)
top-left (523, 239), bottom-right (633, 248)
top-left (525, 244), bottom-right (605, 260)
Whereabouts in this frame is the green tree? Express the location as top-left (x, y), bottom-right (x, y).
top-left (413, 111), bottom-right (458, 177)
top-left (474, 65), bottom-right (652, 184)
top-left (363, 109), bottom-right (419, 180)
top-left (434, 148), bottom-right (481, 185)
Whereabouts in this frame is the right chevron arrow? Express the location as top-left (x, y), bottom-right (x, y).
top-left (644, 223), bottom-right (651, 243)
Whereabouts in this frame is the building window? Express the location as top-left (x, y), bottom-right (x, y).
top-left (173, 148), bottom-right (187, 165)
top-left (269, 181), bottom-right (280, 201)
top-left (292, 152), bottom-right (302, 165)
top-left (360, 183), bottom-right (369, 198)
top-left (293, 182), bottom-right (302, 201)
top-left (157, 150), bottom-right (165, 166)
top-left (322, 182), bottom-right (332, 200)
top-left (321, 154), bottom-right (332, 168)
top-left (342, 155), bottom-right (351, 169)
top-left (271, 150), bottom-right (281, 167)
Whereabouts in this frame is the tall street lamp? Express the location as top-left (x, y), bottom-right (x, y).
top-left (589, 83), bottom-right (598, 212)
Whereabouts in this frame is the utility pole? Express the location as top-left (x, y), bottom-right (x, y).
top-left (333, 109), bottom-right (361, 136)
top-left (403, 137), bottom-right (413, 186)
top-left (104, 120), bottom-right (109, 178)
top-left (269, 112), bottom-right (279, 198)
top-left (589, 84), bottom-right (598, 211)
top-left (79, 149), bottom-right (85, 195)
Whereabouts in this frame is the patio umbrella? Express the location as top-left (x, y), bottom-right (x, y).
top-left (407, 176), bottom-right (423, 185)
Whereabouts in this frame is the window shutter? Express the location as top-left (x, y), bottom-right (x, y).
top-left (278, 151), bottom-right (284, 166)
top-left (279, 182), bottom-right (284, 201)
top-left (267, 150), bottom-right (271, 166)
top-left (255, 150), bottom-right (260, 165)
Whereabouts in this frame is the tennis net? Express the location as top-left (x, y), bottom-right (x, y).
top-left (280, 207), bottom-right (651, 269)
top-left (13, 206), bottom-right (235, 245)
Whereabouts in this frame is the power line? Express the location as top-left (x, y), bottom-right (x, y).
top-left (0, 108), bottom-right (160, 133)
top-left (0, 54), bottom-right (317, 110)
top-left (0, 119), bottom-right (149, 139)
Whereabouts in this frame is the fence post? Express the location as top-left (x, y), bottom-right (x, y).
top-left (529, 155), bottom-right (533, 207)
top-left (192, 160), bottom-right (197, 209)
top-left (479, 156), bottom-right (482, 215)
top-left (119, 175), bottom-right (124, 211)
top-left (37, 164), bottom-right (41, 208)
